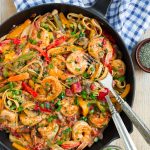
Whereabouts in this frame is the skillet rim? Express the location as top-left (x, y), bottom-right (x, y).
top-left (0, 3), bottom-right (135, 150)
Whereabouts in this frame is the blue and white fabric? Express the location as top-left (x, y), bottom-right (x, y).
top-left (13, 0), bottom-right (150, 52)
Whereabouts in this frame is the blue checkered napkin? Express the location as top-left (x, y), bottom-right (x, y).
top-left (106, 0), bottom-right (150, 52)
top-left (13, 0), bottom-right (95, 11)
top-left (13, 0), bottom-right (150, 52)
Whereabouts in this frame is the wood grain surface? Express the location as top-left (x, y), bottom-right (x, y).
top-left (0, 0), bottom-right (150, 149)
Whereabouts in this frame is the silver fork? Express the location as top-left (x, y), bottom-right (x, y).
top-left (83, 54), bottom-right (150, 145)
top-left (99, 71), bottom-right (150, 145)
top-left (105, 95), bottom-right (137, 150)
top-left (83, 54), bottom-right (137, 150)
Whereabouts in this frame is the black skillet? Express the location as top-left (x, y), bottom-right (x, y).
top-left (0, 0), bottom-right (135, 149)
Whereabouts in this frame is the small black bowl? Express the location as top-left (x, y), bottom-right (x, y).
top-left (135, 38), bottom-right (150, 73)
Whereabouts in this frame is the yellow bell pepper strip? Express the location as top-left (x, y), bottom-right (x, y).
top-left (78, 97), bottom-right (89, 117)
top-left (0, 72), bottom-right (29, 85)
top-left (7, 19), bottom-right (31, 39)
top-left (12, 143), bottom-right (27, 150)
top-left (59, 12), bottom-right (70, 28)
top-left (111, 84), bottom-right (130, 103)
top-left (0, 99), bottom-right (4, 111)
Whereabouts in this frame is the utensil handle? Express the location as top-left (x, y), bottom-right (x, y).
top-left (116, 95), bottom-right (150, 145)
top-left (112, 113), bottom-right (137, 150)
top-left (105, 96), bottom-right (137, 150)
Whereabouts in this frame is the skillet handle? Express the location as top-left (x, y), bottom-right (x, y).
top-left (89, 0), bottom-right (111, 16)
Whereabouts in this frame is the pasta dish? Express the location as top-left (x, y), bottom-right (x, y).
top-left (0, 9), bottom-right (130, 150)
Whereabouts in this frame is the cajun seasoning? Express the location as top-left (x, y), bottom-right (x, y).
top-left (139, 42), bottom-right (150, 68)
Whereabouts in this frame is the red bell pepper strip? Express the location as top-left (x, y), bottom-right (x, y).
top-left (0, 38), bottom-right (21, 46)
top-left (12, 38), bottom-right (21, 45)
top-left (97, 88), bottom-right (109, 102)
top-left (22, 82), bottom-right (38, 98)
top-left (46, 36), bottom-right (68, 50)
top-left (29, 44), bottom-right (50, 62)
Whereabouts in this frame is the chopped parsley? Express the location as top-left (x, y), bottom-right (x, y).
top-left (66, 78), bottom-right (73, 84)
top-left (18, 106), bottom-right (23, 112)
top-left (37, 31), bottom-right (41, 38)
top-left (45, 102), bottom-right (50, 109)
top-left (8, 82), bottom-right (15, 89)
top-left (90, 67), bottom-right (95, 72)
top-left (98, 43), bottom-right (102, 47)
top-left (56, 105), bottom-right (62, 111)
top-left (3, 68), bottom-right (9, 78)
top-left (74, 96), bottom-right (79, 105)
top-left (55, 100), bottom-right (62, 112)
top-left (10, 105), bottom-right (16, 110)
top-left (40, 103), bottom-right (45, 108)
top-left (89, 93), bottom-right (97, 100)
top-left (58, 92), bottom-right (65, 99)
top-left (12, 89), bottom-right (22, 96)
top-left (29, 38), bottom-right (37, 45)
top-left (41, 23), bottom-right (50, 31)
top-left (75, 68), bottom-right (81, 72)
top-left (47, 115), bottom-right (58, 122)
top-left (82, 72), bottom-right (89, 78)
top-left (89, 109), bottom-right (94, 114)
top-left (56, 140), bottom-right (63, 145)
top-left (48, 63), bottom-right (54, 69)
top-left (0, 57), bottom-right (3, 63)
top-left (81, 90), bottom-right (87, 99)
top-left (62, 127), bottom-right (72, 134)
top-left (80, 116), bottom-right (88, 122)
top-left (75, 31), bottom-right (85, 38)
top-left (71, 31), bottom-right (76, 35)
top-left (118, 76), bottom-right (125, 82)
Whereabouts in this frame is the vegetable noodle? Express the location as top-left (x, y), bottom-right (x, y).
top-left (0, 9), bottom-right (130, 150)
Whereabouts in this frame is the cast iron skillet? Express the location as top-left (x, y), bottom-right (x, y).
top-left (0, 0), bottom-right (135, 149)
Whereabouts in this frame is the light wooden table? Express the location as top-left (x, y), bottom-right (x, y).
top-left (0, 0), bottom-right (150, 150)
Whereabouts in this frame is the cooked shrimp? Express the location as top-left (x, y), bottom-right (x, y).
top-left (41, 76), bottom-right (62, 101)
top-left (103, 38), bottom-right (113, 66)
top-left (66, 51), bottom-right (88, 75)
top-left (88, 37), bottom-right (104, 59)
top-left (48, 66), bottom-right (74, 80)
top-left (19, 113), bottom-right (46, 126)
top-left (0, 109), bottom-right (18, 123)
top-left (60, 97), bottom-right (79, 117)
top-left (112, 59), bottom-right (126, 78)
top-left (51, 55), bottom-right (66, 70)
top-left (55, 126), bottom-right (71, 142)
top-left (9, 134), bottom-right (28, 147)
top-left (88, 37), bottom-right (113, 65)
top-left (38, 121), bottom-right (59, 141)
top-left (72, 121), bottom-right (92, 142)
top-left (89, 112), bottom-right (110, 128)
